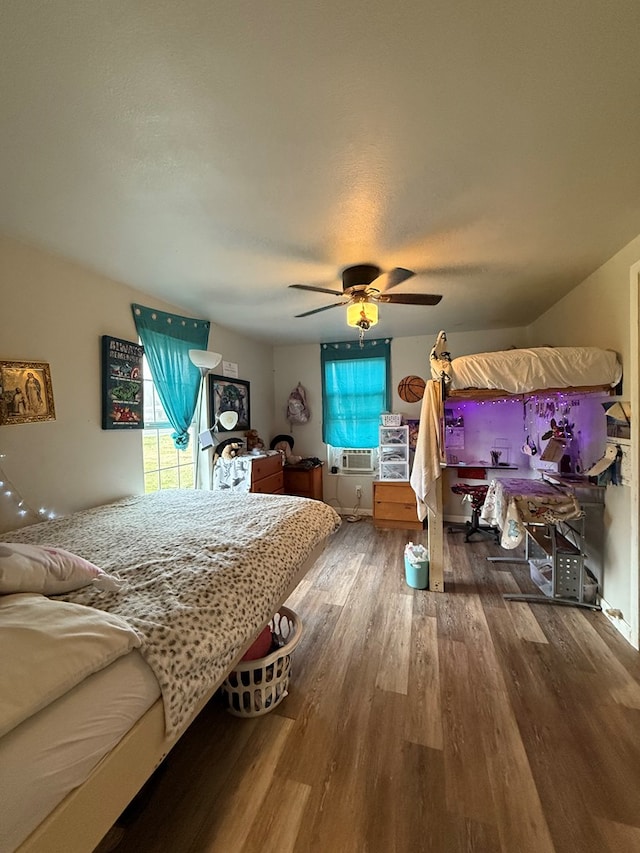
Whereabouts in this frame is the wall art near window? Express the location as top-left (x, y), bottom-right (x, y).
top-left (0, 361), bottom-right (56, 425)
top-left (209, 375), bottom-right (250, 431)
top-left (101, 336), bottom-right (145, 430)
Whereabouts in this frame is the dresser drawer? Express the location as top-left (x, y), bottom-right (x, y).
top-left (373, 480), bottom-right (422, 529)
top-left (373, 481), bottom-right (415, 504)
top-left (251, 454), bottom-right (283, 484)
top-left (374, 501), bottom-right (419, 522)
top-left (251, 471), bottom-right (284, 494)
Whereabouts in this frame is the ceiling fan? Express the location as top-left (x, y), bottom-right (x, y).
top-left (289, 264), bottom-right (442, 325)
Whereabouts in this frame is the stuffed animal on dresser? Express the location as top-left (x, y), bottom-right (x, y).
top-left (269, 434), bottom-right (302, 466)
top-left (245, 429), bottom-right (265, 452)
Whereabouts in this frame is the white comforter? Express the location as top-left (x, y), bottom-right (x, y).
top-left (431, 345), bottom-right (622, 394)
top-left (2, 490), bottom-right (341, 736)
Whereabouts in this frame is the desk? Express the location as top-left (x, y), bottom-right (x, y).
top-left (480, 477), bottom-right (599, 611)
top-left (480, 477), bottom-right (583, 550)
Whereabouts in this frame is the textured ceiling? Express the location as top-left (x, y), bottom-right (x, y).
top-left (2, 1), bottom-right (640, 345)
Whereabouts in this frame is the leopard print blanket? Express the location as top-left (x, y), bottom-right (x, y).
top-left (3, 490), bottom-right (341, 735)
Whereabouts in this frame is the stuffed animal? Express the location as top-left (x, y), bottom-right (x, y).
top-left (245, 429), bottom-right (265, 452)
top-left (221, 441), bottom-right (242, 460)
top-left (213, 439), bottom-right (243, 466)
top-left (269, 434), bottom-right (302, 466)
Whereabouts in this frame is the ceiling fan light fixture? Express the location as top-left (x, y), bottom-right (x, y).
top-left (347, 300), bottom-right (378, 329)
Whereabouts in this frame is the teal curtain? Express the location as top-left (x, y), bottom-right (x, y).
top-left (132, 304), bottom-right (210, 449)
top-left (321, 338), bottom-right (391, 447)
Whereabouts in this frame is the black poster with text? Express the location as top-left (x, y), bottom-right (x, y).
top-left (101, 336), bottom-right (144, 429)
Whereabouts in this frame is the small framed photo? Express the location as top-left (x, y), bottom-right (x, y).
top-left (0, 361), bottom-right (56, 425)
top-left (208, 375), bottom-right (250, 431)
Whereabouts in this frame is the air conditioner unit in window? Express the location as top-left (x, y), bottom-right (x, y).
top-left (340, 449), bottom-right (375, 473)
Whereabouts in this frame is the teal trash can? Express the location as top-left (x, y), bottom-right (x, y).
top-left (404, 554), bottom-right (429, 589)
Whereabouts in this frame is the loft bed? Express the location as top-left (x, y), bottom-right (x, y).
top-left (0, 489), bottom-right (340, 853)
top-left (429, 330), bottom-right (623, 402)
top-left (410, 331), bottom-right (622, 521)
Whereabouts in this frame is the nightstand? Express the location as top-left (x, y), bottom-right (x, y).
top-left (283, 463), bottom-right (324, 501)
top-left (373, 480), bottom-right (423, 530)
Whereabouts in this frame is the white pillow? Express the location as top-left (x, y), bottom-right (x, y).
top-left (0, 543), bottom-right (123, 594)
top-left (0, 593), bottom-right (141, 736)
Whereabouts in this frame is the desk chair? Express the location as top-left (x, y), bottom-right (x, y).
top-left (448, 478), bottom-right (499, 543)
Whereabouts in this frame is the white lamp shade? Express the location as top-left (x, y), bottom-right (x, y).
top-left (189, 349), bottom-right (222, 371)
top-left (218, 410), bottom-right (239, 431)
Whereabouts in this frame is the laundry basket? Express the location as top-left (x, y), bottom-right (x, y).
top-left (221, 607), bottom-right (303, 718)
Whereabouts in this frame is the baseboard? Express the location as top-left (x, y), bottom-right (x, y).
top-left (445, 514), bottom-right (470, 525)
top-left (599, 594), bottom-right (636, 648)
top-left (337, 507), bottom-right (372, 518)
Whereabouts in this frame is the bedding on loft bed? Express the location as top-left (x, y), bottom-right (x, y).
top-left (429, 330), bottom-right (622, 396)
top-left (410, 331), bottom-right (622, 519)
top-left (0, 489), bottom-right (341, 853)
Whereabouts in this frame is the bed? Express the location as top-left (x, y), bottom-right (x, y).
top-left (410, 332), bottom-right (622, 590)
top-left (0, 489), bottom-right (341, 853)
top-left (428, 330), bottom-right (622, 399)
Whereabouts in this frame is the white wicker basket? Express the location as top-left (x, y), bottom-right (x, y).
top-left (380, 413), bottom-right (402, 426)
top-left (221, 607), bottom-right (303, 718)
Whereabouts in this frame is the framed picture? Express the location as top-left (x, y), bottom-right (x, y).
top-left (101, 336), bottom-right (145, 430)
top-left (208, 375), bottom-right (250, 431)
top-left (0, 361), bottom-right (56, 425)
top-left (603, 400), bottom-right (630, 441)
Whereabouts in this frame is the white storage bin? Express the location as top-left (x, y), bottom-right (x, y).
top-left (380, 413), bottom-right (402, 426)
top-left (529, 558), bottom-right (553, 597)
top-left (583, 569), bottom-right (599, 604)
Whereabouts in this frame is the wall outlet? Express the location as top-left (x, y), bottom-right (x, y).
top-left (355, 485), bottom-right (362, 498)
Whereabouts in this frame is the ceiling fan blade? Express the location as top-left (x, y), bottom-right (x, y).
top-left (295, 301), bottom-right (347, 318)
top-left (289, 283), bottom-right (343, 297)
top-left (373, 267), bottom-right (416, 292)
top-left (376, 293), bottom-right (442, 306)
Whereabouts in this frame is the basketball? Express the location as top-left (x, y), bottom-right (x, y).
top-left (398, 375), bottom-right (426, 403)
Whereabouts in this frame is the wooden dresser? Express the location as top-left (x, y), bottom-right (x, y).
top-left (283, 463), bottom-right (324, 501)
top-left (373, 480), bottom-right (423, 530)
top-left (250, 453), bottom-right (284, 494)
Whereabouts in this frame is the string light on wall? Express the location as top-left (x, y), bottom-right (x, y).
top-left (0, 452), bottom-right (56, 522)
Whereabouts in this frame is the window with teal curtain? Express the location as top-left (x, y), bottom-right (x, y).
top-left (321, 338), bottom-right (391, 447)
top-left (132, 304), bottom-right (210, 450)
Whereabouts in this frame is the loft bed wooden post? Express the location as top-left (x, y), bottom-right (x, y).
top-left (428, 474), bottom-right (444, 592)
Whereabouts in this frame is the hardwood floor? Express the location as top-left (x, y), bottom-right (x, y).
top-left (105, 518), bottom-right (640, 853)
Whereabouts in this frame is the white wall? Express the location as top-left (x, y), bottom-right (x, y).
top-left (0, 235), bottom-right (274, 533)
top-left (529, 233), bottom-right (640, 647)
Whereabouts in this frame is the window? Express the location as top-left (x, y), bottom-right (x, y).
top-left (321, 339), bottom-right (391, 448)
top-left (142, 357), bottom-right (195, 492)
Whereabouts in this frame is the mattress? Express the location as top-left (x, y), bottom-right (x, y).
top-left (0, 651), bottom-right (160, 853)
top-left (431, 343), bottom-right (622, 394)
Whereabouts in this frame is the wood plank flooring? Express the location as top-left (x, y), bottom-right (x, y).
top-left (102, 518), bottom-right (640, 853)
